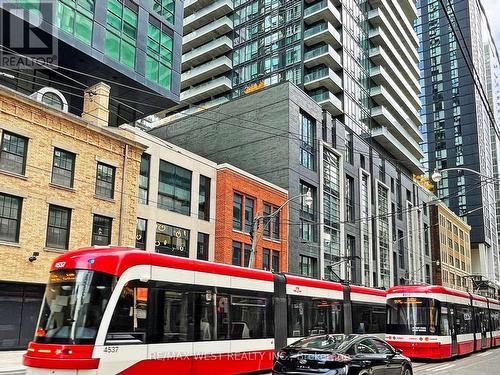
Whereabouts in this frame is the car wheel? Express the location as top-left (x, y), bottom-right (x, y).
top-left (402, 365), bottom-right (412, 375)
top-left (358, 369), bottom-right (373, 375)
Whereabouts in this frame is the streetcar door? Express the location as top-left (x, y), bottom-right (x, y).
top-left (481, 309), bottom-right (488, 349)
top-left (97, 281), bottom-right (152, 374)
top-left (449, 306), bottom-right (458, 356)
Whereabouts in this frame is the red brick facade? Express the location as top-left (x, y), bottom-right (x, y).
top-left (215, 165), bottom-right (288, 272)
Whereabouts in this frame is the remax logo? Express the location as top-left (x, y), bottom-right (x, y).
top-left (55, 262), bottom-right (66, 268)
top-left (0, 1), bottom-right (58, 69)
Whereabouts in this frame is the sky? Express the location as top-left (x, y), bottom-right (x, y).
top-left (483, 0), bottom-right (500, 48)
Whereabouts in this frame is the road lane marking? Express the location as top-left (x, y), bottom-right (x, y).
top-left (431, 364), bottom-right (455, 372)
top-left (477, 351), bottom-right (492, 357)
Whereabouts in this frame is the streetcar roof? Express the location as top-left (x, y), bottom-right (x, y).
top-left (49, 247), bottom-right (275, 282)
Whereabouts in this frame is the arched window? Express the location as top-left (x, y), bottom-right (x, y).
top-left (41, 92), bottom-right (64, 110)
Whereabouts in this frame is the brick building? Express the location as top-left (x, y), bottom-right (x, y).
top-left (430, 201), bottom-right (473, 292)
top-left (0, 84), bottom-right (145, 349)
top-left (216, 164), bottom-right (288, 272)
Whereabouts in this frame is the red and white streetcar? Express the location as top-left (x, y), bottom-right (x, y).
top-left (23, 247), bottom-right (387, 374)
top-left (386, 285), bottom-right (500, 359)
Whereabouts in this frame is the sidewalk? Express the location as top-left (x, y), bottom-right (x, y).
top-left (0, 351), bottom-right (25, 374)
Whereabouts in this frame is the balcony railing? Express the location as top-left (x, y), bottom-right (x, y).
top-left (304, 23), bottom-right (327, 39)
top-left (304, 44), bottom-right (328, 60)
top-left (304, 67), bottom-right (329, 83)
top-left (304, 0), bottom-right (329, 17)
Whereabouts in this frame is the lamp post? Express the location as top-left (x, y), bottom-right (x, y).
top-left (248, 189), bottom-right (313, 268)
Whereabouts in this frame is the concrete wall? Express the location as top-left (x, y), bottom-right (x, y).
top-left (123, 125), bottom-right (217, 261)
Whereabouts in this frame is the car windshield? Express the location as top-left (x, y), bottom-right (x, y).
top-left (291, 335), bottom-right (353, 351)
top-left (34, 269), bottom-right (116, 344)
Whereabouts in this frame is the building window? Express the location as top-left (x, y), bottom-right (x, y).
top-left (263, 248), bottom-right (270, 271)
top-left (198, 175), bottom-right (210, 221)
top-left (300, 112), bottom-right (315, 170)
top-left (345, 175), bottom-right (354, 222)
top-left (158, 160), bottom-right (192, 216)
top-left (232, 242), bottom-right (252, 267)
top-left (345, 131), bottom-right (353, 164)
top-left (244, 244), bottom-right (252, 267)
top-left (398, 230), bottom-right (404, 269)
top-left (233, 193), bottom-right (254, 233)
top-left (41, 92), bottom-right (64, 110)
top-left (56, 0), bottom-right (95, 45)
top-left (136, 218), bottom-right (147, 250)
top-left (300, 182), bottom-right (315, 242)
top-left (51, 148), bottom-right (75, 188)
top-left (104, 0), bottom-right (138, 69)
top-left (232, 241), bottom-right (242, 266)
top-left (272, 250), bottom-right (280, 272)
top-left (95, 162), bottom-right (115, 199)
top-left (146, 19), bottom-right (173, 89)
top-left (46, 205), bottom-right (71, 250)
top-left (138, 154), bottom-right (150, 205)
top-left (245, 197), bottom-right (254, 233)
top-left (152, 0), bottom-right (174, 23)
top-left (0, 193), bottom-right (22, 243)
top-left (299, 255), bottom-right (316, 278)
top-left (0, 131), bottom-right (28, 175)
top-left (233, 193), bottom-right (243, 230)
top-left (197, 232), bottom-right (209, 261)
top-left (155, 223), bottom-right (189, 257)
top-left (91, 215), bottom-right (112, 246)
top-left (263, 203), bottom-right (280, 240)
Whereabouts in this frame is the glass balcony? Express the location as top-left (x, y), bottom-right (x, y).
top-left (304, 67), bottom-right (342, 93)
top-left (304, 0), bottom-right (341, 27)
top-left (304, 22), bottom-right (341, 48)
top-left (304, 44), bottom-right (342, 70)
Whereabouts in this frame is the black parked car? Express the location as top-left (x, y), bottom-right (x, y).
top-left (273, 334), bottom-right (412, 375)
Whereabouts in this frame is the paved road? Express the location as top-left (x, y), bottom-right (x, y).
top-left (264, 346), bottom-right (500, 375)
top-left (4, 347), bottom-right (500, 374)
top-left (413, 346), bottom-right (500, 374)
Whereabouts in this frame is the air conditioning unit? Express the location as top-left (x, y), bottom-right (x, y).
top-left (30, 87), bottom-right (68, 113)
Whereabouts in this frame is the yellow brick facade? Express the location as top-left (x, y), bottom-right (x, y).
top-left (430, 201), bottom-right (473, 291)
top-left (0, 87), bottom-right (145, 284)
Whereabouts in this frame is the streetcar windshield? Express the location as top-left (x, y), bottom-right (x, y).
top-left (34, 269), bottom-right (116, 344)
top-left (386, 297), bottom-right (439, 335)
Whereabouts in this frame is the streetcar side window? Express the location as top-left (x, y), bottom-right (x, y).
top-left (161, 290), bottom-right (191, 342)
top-left (105, 280), bottom-right (274, 343)
top-left (231, 296), bottom-right (269, 339)
top-left (352, 302), bottom-right (386, 334)
top-left (288, 296), bottom-right (343, 337)
top-left (106, 281), bottom-right (149, 344)
top-left (455, 305), bottom-right (473, 335)
top-left (491, 310), bottom-right (500, 332)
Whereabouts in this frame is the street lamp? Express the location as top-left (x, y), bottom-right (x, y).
top-left (0, 72), bottom-right (15, 79)
top-left (248, 189), bottom-right (313, 268)
top-left (431, 167), bottom-right (499, 184)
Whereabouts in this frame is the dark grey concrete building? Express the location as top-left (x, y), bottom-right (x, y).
top-left (417, 0), bottom-right (499, 286)
top-left (150, 82), bottom-right (432, 288)
top-left (0, 0), bottom-right (183, 125)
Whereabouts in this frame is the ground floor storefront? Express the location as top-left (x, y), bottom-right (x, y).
top-left (0, 282), bottom-right (44, 350)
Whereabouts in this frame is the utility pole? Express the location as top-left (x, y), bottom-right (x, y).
top-left (248, 214), bottom-right (260, 268)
